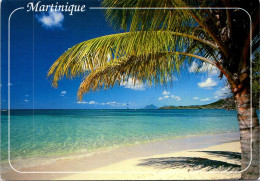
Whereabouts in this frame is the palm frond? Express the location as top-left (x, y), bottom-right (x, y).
top-left (77, 51), bottom-right (216, 100)
top-left (101, 0), bottom-right (230, 58)
top-left (47, 30), bottom-right (218, 87)
top-left (102, 0), bottom-right (198, 32)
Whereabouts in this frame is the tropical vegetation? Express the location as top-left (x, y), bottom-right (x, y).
top-left (48, 0), bottom-right (259, 179)
top-left (159, 98), bottom-right (236, 110)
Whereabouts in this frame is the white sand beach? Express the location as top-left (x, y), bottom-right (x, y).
top-left (57, 141), bottom-right (241, 180)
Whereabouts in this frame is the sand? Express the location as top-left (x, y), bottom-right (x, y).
top-left (1, 132), bottom-right (241, 180)
top-left (57, 141), bottom-right (241, 180)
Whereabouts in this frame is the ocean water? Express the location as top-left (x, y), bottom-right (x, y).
top-left (1, 109), bottom-right (239, 168)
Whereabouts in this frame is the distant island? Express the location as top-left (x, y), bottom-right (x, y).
top-left (141, 104), bottom-right (158, 109)
top-left (159, 98), bottom-right (236, 110)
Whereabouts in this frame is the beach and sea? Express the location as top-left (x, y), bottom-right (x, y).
top-left (1, 109), bottom-right (242, 180)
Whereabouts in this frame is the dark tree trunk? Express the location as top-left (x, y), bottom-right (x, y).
top-left (234, 85), bottom-right (259, 179)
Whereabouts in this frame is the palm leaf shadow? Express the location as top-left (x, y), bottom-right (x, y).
top-left (137, 153), bottom-right (241, 171)
top-left (192, 151), bottom-right (241, 160)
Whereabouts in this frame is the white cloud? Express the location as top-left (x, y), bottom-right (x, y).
top-left (165, 76), bottom-right (178, 82)
top-left (164, 95), bottom-right (169, 99)
top-left (76, 101), bottom-right (97, 104)
top-left (60, 91), bottom-right (67, 95)
top-left (171, 95), bottom-right (181, 101)
top-left (89, 101), bottom-right (97, 104)
top-left (77, 101), bottom-right (88, 104)
top-left (77, 101), bottom-right (126, 107)
top-left (189, 62), bottom-right (219, 76)
top-left (214, 85), bottom-right (230, 99)
top-left (198, 78), bottom-right (217, 88)
top-left (121, 78), bottom-right (146, 90)
top-left (162, 90), bottom-right (171, 95)
top-left (60, 91), bottom-right (67, 96)
top-left (158, 92), bottom-right (181, 101)
top-left (36, 11), bottom-right (64, 29)
top-left (189, 62), bottom-right (199, 73)
top-left (103, 102), bottom-right (127, 106)
top-left (200, 63), bottom-right (219, 76)
top-left (200, 98), bottom-right (210, 101)
top-left (24, 99), bottom-right (29, 102)
top-left (193, 97), bottom-right (199, 100)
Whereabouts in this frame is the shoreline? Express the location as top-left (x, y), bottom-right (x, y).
top-left (1, 132), bottom-right (240, 180)
top-left (1, 131), bottom-right (239, 170)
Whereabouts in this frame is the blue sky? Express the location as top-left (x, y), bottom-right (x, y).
top-left (1, 0), bottom-right (229, 109)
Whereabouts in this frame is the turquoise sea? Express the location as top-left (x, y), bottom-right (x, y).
top-left (1, 109), bottom-right (239, 167)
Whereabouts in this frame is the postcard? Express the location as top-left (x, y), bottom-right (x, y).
top-left (1, 0), bottom-right (259, 180)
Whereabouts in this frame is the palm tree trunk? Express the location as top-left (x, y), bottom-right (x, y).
top-left (234, 86), bottom-right (259, 179)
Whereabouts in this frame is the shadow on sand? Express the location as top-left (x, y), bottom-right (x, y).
top-left (192, 151), bottom-right (241, 160)
top-left (137, 151), bottom-right (241, 171)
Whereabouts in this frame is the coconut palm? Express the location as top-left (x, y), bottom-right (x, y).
top-left (47, 0), bottom-right (259, 179)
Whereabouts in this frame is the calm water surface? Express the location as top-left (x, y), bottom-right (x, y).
top-left (1, 109), bottom-right (239, 164)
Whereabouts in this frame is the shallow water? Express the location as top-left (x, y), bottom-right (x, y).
top-left (1, 109), bottom-right (240, 166)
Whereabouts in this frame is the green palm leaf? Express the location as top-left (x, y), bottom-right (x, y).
top-left (77, 51), bottom-right (216, 100)
top-left (48, 30), bottom-right (218, 88)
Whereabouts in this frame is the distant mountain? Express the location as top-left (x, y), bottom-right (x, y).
top-left (159, 98), bottom-right (236, 110)
top-left (141, 104), bottom-right (158, 109)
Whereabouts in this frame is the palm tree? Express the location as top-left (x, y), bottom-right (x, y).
top-left (252, 51), bottom-right (260, 109)
top-left (47, 0), bottom-right (259, 179)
